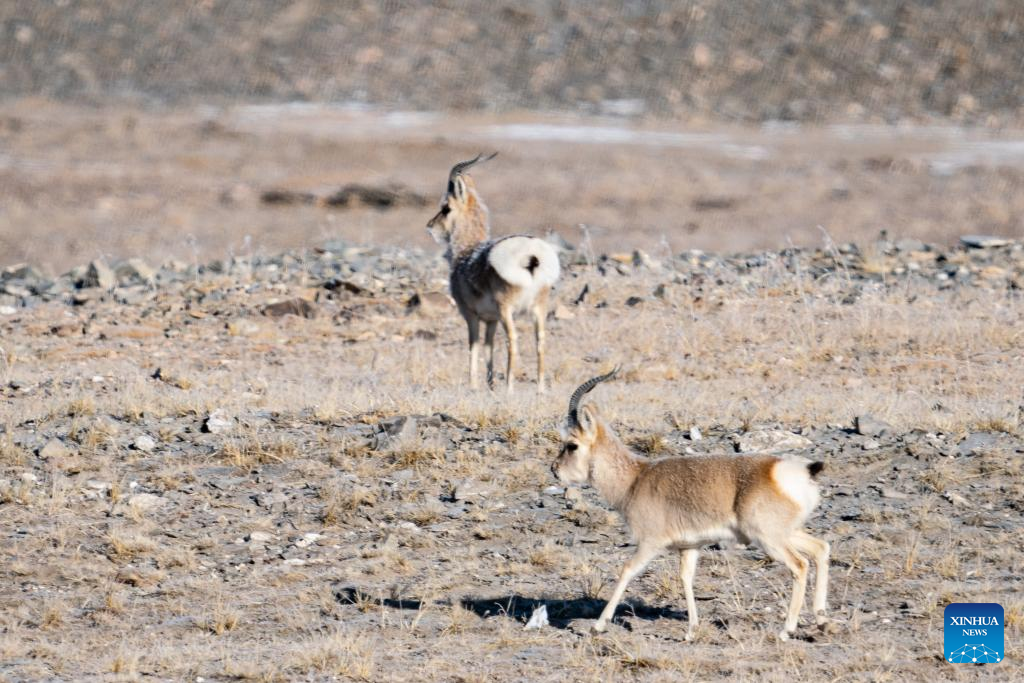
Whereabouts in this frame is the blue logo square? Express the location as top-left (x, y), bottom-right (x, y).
top-left (944, 603), bottom-right (1004, 664)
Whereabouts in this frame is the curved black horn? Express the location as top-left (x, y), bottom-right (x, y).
top-left (567, 366), bottom-right (621, 428)
top-left (447, 152), bottom-right (498, 194)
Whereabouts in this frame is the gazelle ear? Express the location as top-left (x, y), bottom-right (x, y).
top-left (452, 176), bottom-right (468, 202)
top-left (578, 405), bottom-right (598, 438)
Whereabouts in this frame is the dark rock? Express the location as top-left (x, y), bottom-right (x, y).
top-left (262, 298), bottom-right (317, 319)
top-left (855, 415), bottom-right (892, 437)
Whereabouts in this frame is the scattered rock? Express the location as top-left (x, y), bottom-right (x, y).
top-left (79, 260), bottom-right (117, 289)
top-left (956, 432), bottom-right (999, 456)
top-left (552, 303), bottom-right (575, 320)
top-left (855, 415), bottom-right (892, 438)
top-left (262, 298), bottom-right (317, 319)
top-left (294, 533), bottom-right (322, 548)
top-left (862, 438), bottom-right (881, 451)
top-left (374, 415), bottom-right (418, 449)
top-left (943, 491), bottom-right (972, 508)
top-left (322, 183), bottom-right (429, 209)
top-left (453, 479), bottom-right (494, 501)
top-left (254, 492), bottom-right (287, 508)
top-left (734, 429), bottom-right (813, 453)
top-left (115, 258), bottom-right (156, 285)
top-left (132, 435), bottom-right (157, 452)
top-left (126, 492), bottom-right (164, 512)
top-left (38, 438), bottom-right (71, 460)
top-left (689, 427), bottom-right (703, 441)
top-left (202, 410), bottom-right (234, 434)
top-left (246, 531), bottom-right (274, 543)
top-left (406, 291), bottom-right (451, 315)
top-left (960, 235), bottom-right (1010, 249)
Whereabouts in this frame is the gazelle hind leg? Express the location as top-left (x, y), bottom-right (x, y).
top-left (484, 321), bottom-right (497, 389)
top-left (791, 531), bottom-right (830, 625)
top-left (533, 300), bottom-right (547, 393)
top-left (761, 541), bottom-right (809, 640)
top-left (500, 308), bottom-right (517, 395)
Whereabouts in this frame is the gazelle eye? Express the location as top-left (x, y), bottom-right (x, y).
top-left (440, 204), bottom-right (451, 215)
top-left (565, 443), bottom-right (578, 452)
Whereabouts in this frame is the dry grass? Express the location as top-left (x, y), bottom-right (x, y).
top-left (1, 243), bottom-right (1022, 680)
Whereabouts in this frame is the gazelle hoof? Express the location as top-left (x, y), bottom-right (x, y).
top-left (778, 630), bottom-right (792, 642)
top-left (590, 622), bottom-right (607, 634)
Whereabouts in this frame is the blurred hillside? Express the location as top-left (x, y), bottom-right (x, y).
top-left (2, 0), bottom-right (1022, 124)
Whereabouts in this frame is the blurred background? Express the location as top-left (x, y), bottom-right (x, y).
top-left (2, 0), bottom-right (1023, 271)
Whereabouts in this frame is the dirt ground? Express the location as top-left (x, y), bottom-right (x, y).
top-left (2, 221), bottom-right (1023, 679)
top-left (2, 101), bottom-right (1024, 277)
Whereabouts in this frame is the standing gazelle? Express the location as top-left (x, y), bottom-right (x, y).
top-left (552, 370), bottom-right (831, 641)
top-left (426, 153), bottom-right (560, 393)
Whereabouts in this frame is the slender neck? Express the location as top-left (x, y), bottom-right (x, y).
top-left (588, 423), bottom-right (643, 511)
top-left (447, 193), bottom-right (491, 261)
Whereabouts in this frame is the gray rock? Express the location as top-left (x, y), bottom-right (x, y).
top-left (126, 493), bottom-right (164, 512)
top-left (246, 531), bottom-right (274, 543)
top-left (862, 438), bottom-right (881, 451)
top-left (957, 432), bottom-right (999, 456)
top-left (855, 415), bottom-right (892, 437)
top-left (689, 427), bottom-right (703, 441)
top-left (202, 410), bottom-right (234, 434)
top-left (79, 260), bottom-right (117, 289)
top-left (375, 415), bottom-right (418, 448)
top-left (960, 235), bottom-right (1010, 249)
top-left (132, 435), bottom-right (157, 452)
top-left (894, 238), bottom-right (926, 252)
top-left (734, 429), bottom-right (813, 453)
top-left (254, 492), bottom-right (286, 508)
top-left (38, 438), bottom-right (70, 460)
top-left (453, 479), bottom-right (494, 501)
top-left (115, 258), bottom-right (156, 285)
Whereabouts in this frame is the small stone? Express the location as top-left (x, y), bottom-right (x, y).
top-left (262, 298), bottom-right (317, 319)
top-left (79, 260), bottom-right (117, 289)
top-left (957, 432), bottom-right (999, 456)
top-left (226, 318), bottom-right (261, 337)
top-left (20, 472), bottom-right (38, 484)
top-left (960, 235), bottom-right (1010, 249)
top-left (283, 558), bottom-right (307, 566)
top-left (406, 291), bottom-right (451, 316)
top-left (862, 438), bottom-right (881, 451)
top-left (132, 435), bottom-right (157, 452)
top-left (255, 492), bottom-right (287, 508)
top-left (734, 429), bottom-right (813, 453)
top-left (114, 258), bottom-right (156, 285)
top-left (294, 532), bottom-right (322, 548)
top-left (524, 604), bottom-right (549, 630)
top-left (625, 296), bottom-right (645, 307)
top-left (246, 531), bottom-right (274, 543)
top-left (127, 493), bottom-right (164, 511)
top-left (553, 304), bottom-right (575, 320)
top-left (943, 491), bottom-right (971, 508)
top-left (375, 415), bottom-right (418, 449)
top-left (543, 485), bottom-right (565, 496)
top-left (0, 305), bottom-right (16, 315)
top-left (854, 415), bottom-right (892, 437)
top-left (38, 438), bottom-right (70, 460)
top-left (453, 479), bottom-right (494, 501)
top-left (894, 238), bottom-right (926, 252)
top-left (689, 427), bottom-right (703, 441)
top-left (564, 487), bottom-right (584, 503)
top-left (202, 410), bottom-right (234, 434)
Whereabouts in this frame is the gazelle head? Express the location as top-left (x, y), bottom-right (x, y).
top-left (426, 153), bottom-right (497, 249)
top-left (552, 367), bottom-right (620, 484)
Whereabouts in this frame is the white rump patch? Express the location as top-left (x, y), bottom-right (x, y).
top-left (771, 457), bottom-right (820, 518)
top-left (488, 236), bottom-right (560, 297)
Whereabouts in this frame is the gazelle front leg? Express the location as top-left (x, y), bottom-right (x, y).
top-left (500, 308), bottom-right (517, 395)
top-left (592, 543), bottom-right (661, 633)
top-left (466, 316), bottom-right (481, 390)
top-left (679, 548), bottom-right (700, 641)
